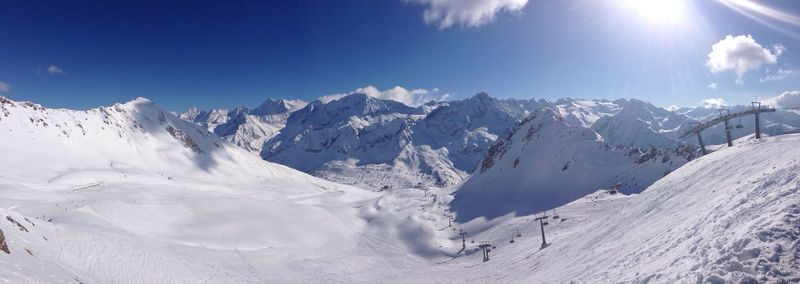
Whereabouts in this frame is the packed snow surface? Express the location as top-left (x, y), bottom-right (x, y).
top-left (1, 97), bottom-right (798, 283)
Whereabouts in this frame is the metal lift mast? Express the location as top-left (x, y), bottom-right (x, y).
top-left (680, 103), bottom-right (776, 155)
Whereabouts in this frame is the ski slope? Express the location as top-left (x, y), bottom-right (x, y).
top-left (346, 134), bottom-right (799, 283)
top-left (0, 97), bottom-right (377, 283)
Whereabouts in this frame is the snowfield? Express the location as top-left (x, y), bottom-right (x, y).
top-left (0, 96), bottom-right (798, 283)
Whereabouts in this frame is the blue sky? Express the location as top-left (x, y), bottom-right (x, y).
top-left (1, 0), bottom-right (799, 111)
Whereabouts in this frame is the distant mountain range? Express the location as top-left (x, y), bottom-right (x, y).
top-left (180, 92), bottom-right (800, 189)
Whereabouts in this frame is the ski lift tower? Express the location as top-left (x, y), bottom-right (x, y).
top-left (459, 229), bottom-right (468, 250)
top-left (478, 242), bottom-right (492, 262)
top-left (752, 102), bottom-right (765, 139)
top-left (719, 109), bottom-right (733, 147)
top-left (534, 214), bottom-right (549, 249)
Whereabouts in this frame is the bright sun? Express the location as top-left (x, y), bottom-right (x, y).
top-left (625, 0), bottom-right (687, 24)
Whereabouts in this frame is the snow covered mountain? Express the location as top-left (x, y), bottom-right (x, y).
top-left (1, 96), bottom-right (798, 282)
top-left (260, 92), bottom-right (528, 189)
top-left (179, 98), bottom-right (306, 153)
top-left (452, 108), bottom-right (696, 221)
top-left (257, 94), bottom-right (703, 189)
top-left (180, 92), bottom-right (800, 191)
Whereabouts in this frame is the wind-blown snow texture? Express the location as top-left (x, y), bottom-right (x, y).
top-left (1, 96), bottom-right (798, 283)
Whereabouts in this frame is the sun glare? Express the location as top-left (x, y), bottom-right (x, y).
top-left (625, 0), bottom-right (687, 25)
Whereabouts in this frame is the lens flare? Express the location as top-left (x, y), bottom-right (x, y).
top-left (717, 0), bottom-right (800, 38)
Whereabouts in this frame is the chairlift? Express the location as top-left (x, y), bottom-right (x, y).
top-left (543, 221), bottom-right (549, 226)
top-left (509, 239), bottom-right (515, 244)
top-left (735, 116), bottom-right (744, 129)
top-left (516, 233), bottom-right (522, 237)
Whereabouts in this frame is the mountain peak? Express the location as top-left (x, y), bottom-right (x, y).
top-left (473, 91), bottom-right (492, 101)
top-left (128, 97), bottom-right (154, 105)
top-left (252, 98), bottom-right (307, 115)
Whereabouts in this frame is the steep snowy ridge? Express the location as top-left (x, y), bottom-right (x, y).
top-left (591, 99), bottom-right (688, 148)
top-left (453, 108), bottom-right (696, 221)
top-left (553, 98), bottom-right (622, 127)
top-left (180, 98), bottom-right (307, 153)
top-left (261, 94), bottom-right (440, 188)
top-left (261, 92), bottom-right (532, 189)
top-left (412, 92), bottom-right (523, 174)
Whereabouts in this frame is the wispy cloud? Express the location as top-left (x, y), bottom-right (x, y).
top-left (319, 85), bottom-right (449, 107)
top-left (47, 65), bottom-right (64, 75)
top-left (707, 82), bottom-right (718, 89)
top-left (702, 98), bottom-right (727, 109)
top-left (706, 35), bottom-right (781, 84)
top-left (0, 81), bottom-right (8, 93)
top-left (405, 0), bottom-right (528, 29)
top-left (760, 67), bottom-right (797, 82)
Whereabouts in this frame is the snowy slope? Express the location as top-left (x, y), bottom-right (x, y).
top-left (474, 133), bottom-right (800, 282)
top-left (0, 96), bottom-right (375, 283)
top-left (453, 108), bottom-right (696, 221)
top-left (336, 134), bottom-right (799, 283)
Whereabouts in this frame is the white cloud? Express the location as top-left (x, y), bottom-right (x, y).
top-left (774, 44), bottom-right (786, 56)
top-left (760, 67), bottom-right (797, 82)
top-left (0, 81), bottom-right (8, 93)
top-left (764, 91), bottom-right (800, 108)
top-left (702, 98), bottom-right (727, 109)
top-left (47, 65), bottom-right (64, 75)
top-left (319, 85), bottom-right (449, 107)
top-left (405, 0), bottom-right (528, 29)
top-left (706, 35), bottom-right (782, 84)
top-left (707, 82), bottom-right (718, 89)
